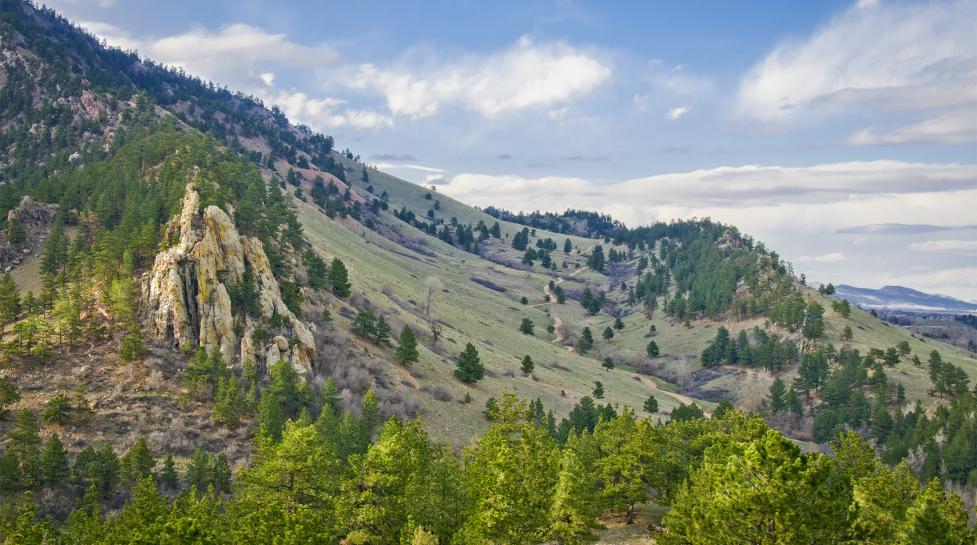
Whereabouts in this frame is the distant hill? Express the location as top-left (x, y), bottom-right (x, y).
top-left (834, 284), bottom-right (977, 314)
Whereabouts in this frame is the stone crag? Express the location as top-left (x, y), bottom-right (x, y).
top-left (142, 183), bottom-right (315, 376)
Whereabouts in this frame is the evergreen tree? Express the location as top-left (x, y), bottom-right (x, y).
top-left (802, 301), bottom-right (825, 339)
top-left (374, 315), bottom-right (392, 345)
top-left (576, 327), bottom-right (594, 353)
top-left (351, 310), bottom-right (377, 338)
top-left (602, 326), bottom-right (614, 340)
top-left (120, 437), bottom-right (155, 485)
top-left (0, 376), bottom-right (20, 416)
top-left (613, 317), bottom-right (624, 330)
top-left (213, 374), bottom-right (247, 426)
top-left (592, 381), bottom-right (604, 399)
top-left (768, 378), bottom-right (787, 413)
top-left (211, 453), bottom-right (232, 493)
top-left (519, 318), bottom-right (535, 335)
top-left (39, 434), bottom-right (70, 486)
top-left (601, 357), bottom-right (615, 371)
top-left (0, 273), bottom-right (20, 331)
top-left (897, 479), bottom-right (973, 545)
top-left (7, 409), bottom-right (41, 486)
top-left (646, 340), bottom-right (660, 357)
top-left (643, 395), bottom-right (659, 413)
top-left (159, 455), bottom-right (179, 490)
top-left (185, 448), bottom-right (211, 491)
top-left (520, 355), bottom-right (535, 377)
top-left (329, 257), bottom-right (352, 297)
top-left (454, 343), bottom-right (484, 384)
top-left (395, 326), bottom-right (420, 365)
top-left (547, 446), bottom-right (602, 545)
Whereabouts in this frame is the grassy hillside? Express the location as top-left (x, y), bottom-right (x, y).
top-left (296, 196), bottom-right (699, 443)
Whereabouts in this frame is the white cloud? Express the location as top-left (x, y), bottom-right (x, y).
top-left (736, 1), bottom-right (977, 123)
top-left (259, 72), bottom-right (276, 86)
top-left (253, 89), bottom-right (392, 130)
top-left (346, 36), bottom-right (610, 119)
top-left (846, 110), bottom-right (977, 145)
top-left (435, 162), bottom-right (977, 243)
top-left (667, 106), bottom-right (690, 120)
top-left (794, 252), bottom-right (847, 263)
top-left (909, 240), bottom-right (977, 255)
top-left (82, 22), bottom-right (340, 86)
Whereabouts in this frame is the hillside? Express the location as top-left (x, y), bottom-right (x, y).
top-left (0, 1), bottom-right (975, 542)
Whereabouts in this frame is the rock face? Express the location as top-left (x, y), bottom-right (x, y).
top-left (143, 184), bottom-right (315, 375)
top-left (0, 195), bottom-right (57, 270)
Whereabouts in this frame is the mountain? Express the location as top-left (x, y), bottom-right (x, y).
top-left (834, 284), bottom-right (977, 314)
top-left (1, 2), bottom-right (976, 541)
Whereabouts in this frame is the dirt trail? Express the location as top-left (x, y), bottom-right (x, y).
top-left (533, 243), bottom-right (600, 351)
top-left (635, 374), bottom-right (698, 406)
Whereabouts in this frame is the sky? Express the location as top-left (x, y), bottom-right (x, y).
top-left (46, 0), bottom-right (977, 300)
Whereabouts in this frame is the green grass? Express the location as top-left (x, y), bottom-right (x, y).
top-left (297, 199), bottom-right (695, 444)
top-left (296, 157), bottom-right (977, 442)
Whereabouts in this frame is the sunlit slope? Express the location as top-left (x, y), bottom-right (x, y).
top-left (296, 198), bottom-right (703, 442)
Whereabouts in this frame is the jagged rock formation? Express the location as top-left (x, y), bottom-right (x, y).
top-left (0, 195), bottom-right (57, 271)
top-left (143, 184), bottom-right (315, 375)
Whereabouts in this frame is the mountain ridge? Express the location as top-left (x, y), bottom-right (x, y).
top-left (834, 283), bottom-right (977, 313)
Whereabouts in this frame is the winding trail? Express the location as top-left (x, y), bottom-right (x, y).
top-left (540, 256), bottom-right (591, 351)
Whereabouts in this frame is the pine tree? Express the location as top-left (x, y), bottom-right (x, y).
top-left (329, 257), bottom-right (352, 297)
top-left (39, 434), bottom-right (70, 486)
top-left (454, 343), bottom-right (484, 384)
top-left (768, 378), bottom-right (787, 413)
top-left (41, 393), bottom-right (72, 426)
top-left (395, 326), bottom-right (420, 365)
top-left (602, 327), bottom-right (614, 340)
top-left (519, 318), bottom-right (535, 335)
top-left (160, 454), bottom-right (179, 490)
top-left (646, 340), bottom-right (660, 357)
top-left (842, 324), bottom-right (853, 341)
top-left (576, 327), bottom-right (594, 353)
top-left (374, 315), bottom-right (391, 345)
top-left (547, 446), bottom-right (601, 545)
top-left (520, 355), bottom-right (535, 376)
top-left (120, 437), bottom-right (155, 484)
top-left (7, 409), bottom-right (40, 486)
top-left (897, 479), bottom-right (972, 545)
top-left (184, 448), bottom-right (211, 491)
top-left (210, 453), bottom-right (232, 493)
top-left (0, 273), bottom-right (20, 332)
top-left (602, 357), bottom-right (615, 371)
top-left (0, 376), bottom-right (20, 417)
top-left (613, 317), bottom-right (624, 330)
top-left (257, 388), bottom-right (287, 442)
top-left (643, 395), bottom-right (658, 413)
top-left (592, 381), bottom-right (604, 399)
top-left (213, 374), bottom-right (246, 426)
top-left (786, 387), bottom-right (803, 417)
top-left (351, 310), bottom-right (377, 338)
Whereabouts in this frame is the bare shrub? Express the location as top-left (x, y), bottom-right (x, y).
top-left (432, 385), bottom-right (453, 402)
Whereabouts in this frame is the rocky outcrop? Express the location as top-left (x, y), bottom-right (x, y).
top-left (143, 184), bottom-right (315, 375)
top-left (0, 196), bottom-right (57, 272)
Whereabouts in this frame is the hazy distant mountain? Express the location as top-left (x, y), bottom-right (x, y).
top-left (834, 284), bottom-right (977, 313)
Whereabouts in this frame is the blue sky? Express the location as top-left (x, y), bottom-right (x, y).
top-left (48, 0), bottom-right (977, 299)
